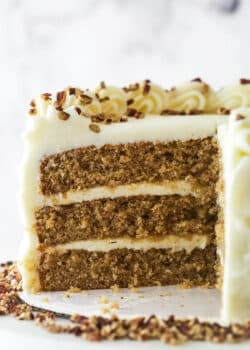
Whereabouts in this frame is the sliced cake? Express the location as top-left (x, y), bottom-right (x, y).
top-left (19, 79), bottom-right (250, 323)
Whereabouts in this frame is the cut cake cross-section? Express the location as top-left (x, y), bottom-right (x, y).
top-left (19, 79), bottom-right (250, 324)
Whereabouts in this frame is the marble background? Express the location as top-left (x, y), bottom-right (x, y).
top-left (0, 0), bottom-right (249, 260)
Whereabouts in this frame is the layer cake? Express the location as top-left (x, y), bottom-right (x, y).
top-left (19, 79), bottom-right (250, 323)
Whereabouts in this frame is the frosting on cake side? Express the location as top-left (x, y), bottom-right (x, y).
top-left (218, 109), bottom-right (250, 323)
top-left (19, 79), bottom-right (250, 324)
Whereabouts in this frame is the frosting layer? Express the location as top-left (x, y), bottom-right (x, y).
top-left (219, 109), bottom-right (250, 323)
top-left (36, 180), bottom-right (199, 206)
top-left (30, 79), bottom-right (250, 119)
top-left (47, 235), bottom-right (209, 254)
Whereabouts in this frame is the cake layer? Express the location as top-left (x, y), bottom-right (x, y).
top-left (39, 137), bottom-right (219, 195)
top-left (39, 244), bottom-right (217, 291)
top-left (35, 194), bottom-right (218, 246)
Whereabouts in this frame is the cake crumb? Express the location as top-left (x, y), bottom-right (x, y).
top-left (128, 285), bottom-right (139, 293)
top-left (160, 292), bottom-right (172, 297)
top-left (81, 290), bottom-right (88, 295)
top-left (111, 284), bottom-right (120, 293)
top-left (155, 281), bottom-right (162, 287)
top-left (41, 297), bottom-right (49, 303)
top-left (99, 295), bottom-right (109, 304)
top-left (110, 302), bottom-right (120, 310)
top-left (101, 307), bottom-right (109, 314)
top-left (63, 293), bottom-right (70, 299)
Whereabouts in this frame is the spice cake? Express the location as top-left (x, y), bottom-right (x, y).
top-left (19, 79), bottom-right (250, 323)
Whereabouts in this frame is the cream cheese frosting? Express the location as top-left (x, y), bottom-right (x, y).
top-left (47, 235), bottom-right (209, 254)
top-left (217, 83), bottom-right (250, 111)
top-left (36, 180), bottom-right (203, 207)
top-left (20, 80), bottom-right (250, 325)
top-left (19, 111), bottom-right (225, 294)
top-left (21, 112), bottom-right (226, 231)
top-left (218, 109), bottom-right (250, 323)
top-left (164, 80), bottom-right (217, 114)
top-left (29, 79), bottom-right (250, 119)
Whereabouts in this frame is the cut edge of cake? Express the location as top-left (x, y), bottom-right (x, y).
top-left (18, 79), bottom-right (250, 324)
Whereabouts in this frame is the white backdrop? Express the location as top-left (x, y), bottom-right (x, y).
top-left (0, 0), bottom-right (249, 260)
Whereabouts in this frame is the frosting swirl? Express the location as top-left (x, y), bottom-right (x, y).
top-left (76, 91), bottom-right (102, 117)
top-left (216, 84), bottom-right (250, 110)
top-left (95, 85), bottom-right (127, 116)
top-left (232, 109), bottom-right (250, 154)
top-left (125, 81), bottom-right (165, 114)
top-left (29, 79), bottom-right (250, 121)
top-left (164, 81), bottom-right (216, 114)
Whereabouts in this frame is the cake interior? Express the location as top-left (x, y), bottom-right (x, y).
top-left (36, 136), bottom-right (223, 291)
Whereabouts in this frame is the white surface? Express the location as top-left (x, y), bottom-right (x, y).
top-left (20, 286), bottom-right (221, 320)
top-left (0, 286), bottom-right (247, 350)
top-left (2, 317), bottom-right (249, 350)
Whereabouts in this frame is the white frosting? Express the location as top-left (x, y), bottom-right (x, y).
top-left (48, 235), bottom-right (209, 254)
top-left (26, 109), bottom-right (227, 155)
top-left (32, 80), bottom-right (250, 118)
top-left (95, 86), bottom-right (127, 116)
top-left (126, 82), bottom-right (166, 114)
top-left (218, 109), bottom-right (250, 323)
top-left (21, 110), bottom-right (227, 229)
top-left (19, 111), bottom-right (227, 293)
top-left (164, 81), bottom-right (217, 113)
top-left (20, 82), bottom-right (250, 322)
top-left (217, 84), bottom-right (250, 110)
top-left (37, 180), bottom-right (199, 207)
top-left (18, 233), bottom-right (41, 293)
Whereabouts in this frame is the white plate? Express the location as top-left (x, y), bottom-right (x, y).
top-left (21, 286), bottom-right (221, 321)
top-left (1, 286), bottom-right (250, 350)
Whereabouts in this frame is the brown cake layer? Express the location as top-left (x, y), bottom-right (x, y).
top-left (39, 244), bottom-right (217, 291)
top-left (39, 137), bottom-right (219, 195)
top-left (36, 194), bottom-right (218, 246)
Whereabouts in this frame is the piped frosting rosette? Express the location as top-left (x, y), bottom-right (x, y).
top-left (95, 84), bottom-right (127, 118)
top-left (231, 108), bottom-right (250, 155)
top-left (124, 80), bottom-right (166, 114)
top-left (227, 108), bottom-right (250, 230)
top-left (164, 80), bottom-right (217, 114)
top-left (58, 88), bottom-right (102, 117)
top-left (76, 90), bottom-right (101, 117)
top-left (29, 78), bottom-right (250, 120)
top-left (216, 83), bottom-right (250, 111)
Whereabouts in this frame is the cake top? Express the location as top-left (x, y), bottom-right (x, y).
top-left (29, 78), bottom-right (250, 125)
